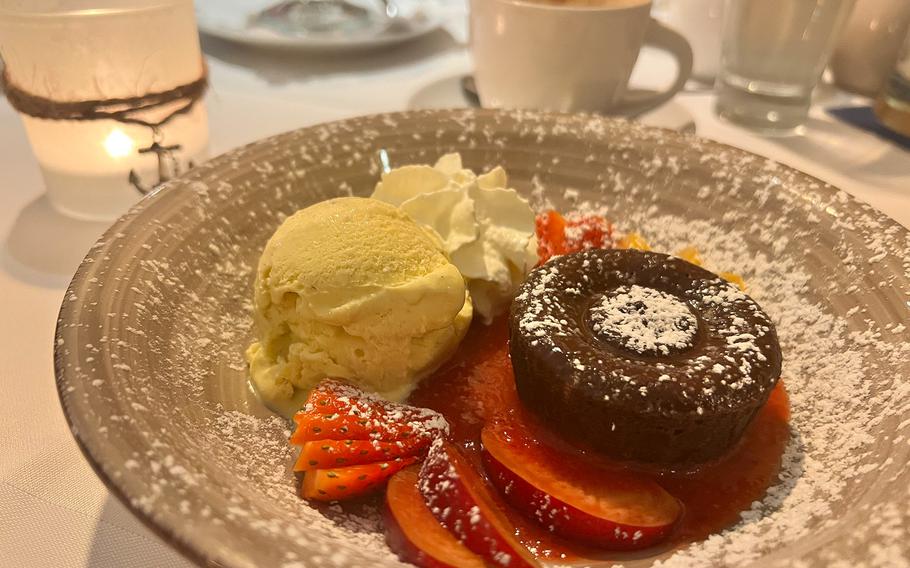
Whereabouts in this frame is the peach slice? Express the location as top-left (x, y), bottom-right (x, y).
top-left (418, 439), bottom-right (541, 568)
top-left (384, 466), bottom-right (485, 568)
top-left (481, 420), bottom-right (681, 550)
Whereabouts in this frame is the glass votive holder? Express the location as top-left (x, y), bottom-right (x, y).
top-left (0, 0), bottom-right (209, 221)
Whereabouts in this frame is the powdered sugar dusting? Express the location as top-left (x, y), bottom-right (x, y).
top-left (514, 249), bottom-right (780, 413)
top-left (54, 110), bottom-right (910, 568)
top-left (418, 438), bottom-right (523, 567)
top-left (589, 284), bottom-right (698, 355)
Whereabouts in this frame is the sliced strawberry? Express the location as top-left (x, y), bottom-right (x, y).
top-left (294, 438), bottom-right (428, 472)
top-left (481, 417), bottom-right (680, 550)
top-left (292, 412), bottom-right (417, 443)
top-left (290, 379), bottom-right (447, 445)
top-left (300, 457), bottom-right (417, 502)
top-left (299, 378), bottom-right (377, 415)
top-left (564, 213), bottom-right (611, 252)
top-left (419, 439), bottom-right (541, 568)
top-left (385, 466), bottom-right (486, 568)
top-left (536, 210), bottom-right (612, 264)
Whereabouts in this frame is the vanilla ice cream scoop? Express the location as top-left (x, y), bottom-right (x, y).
top-left (246, 197), bottom-right (472, 415)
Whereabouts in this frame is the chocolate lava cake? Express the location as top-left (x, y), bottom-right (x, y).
top-left (509, 248), bottom-right (783, 465)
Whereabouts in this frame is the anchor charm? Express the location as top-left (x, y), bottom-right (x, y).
top-left (128, 136), bottom-right (191, 195)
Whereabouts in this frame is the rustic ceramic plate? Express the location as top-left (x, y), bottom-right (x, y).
top-left (55, 109), bottom-right (910, 568)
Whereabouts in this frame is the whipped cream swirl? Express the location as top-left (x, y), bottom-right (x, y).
top-left (372, 153), bottom-right (537, 322)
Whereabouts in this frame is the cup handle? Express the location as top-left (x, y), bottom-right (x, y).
top-left (613, 18), bottom-right (693, 117)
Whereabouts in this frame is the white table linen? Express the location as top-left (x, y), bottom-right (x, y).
top-left (1, 4), bottom-right (907, 566)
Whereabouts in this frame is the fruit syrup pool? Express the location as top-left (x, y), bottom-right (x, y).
top-left (409, 317), bottom-right (790, 563)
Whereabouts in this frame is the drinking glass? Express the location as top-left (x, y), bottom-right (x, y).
top-left (715, 0), bottom-right (856, 134)
top-left (874, 29), bottom-right (910, 137)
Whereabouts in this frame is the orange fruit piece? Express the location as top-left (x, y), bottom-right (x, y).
top-left (536, 210), bottom-right (568, 263)
top-left (617, 232), bottom-right (651, 251)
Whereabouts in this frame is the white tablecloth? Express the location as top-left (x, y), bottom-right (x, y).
top-left (1, 4), bottom-right (908, 567)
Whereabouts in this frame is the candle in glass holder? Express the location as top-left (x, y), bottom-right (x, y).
top-left (0, 0), bottom-right (209, 221)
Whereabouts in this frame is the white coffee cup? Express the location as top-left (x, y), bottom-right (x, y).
top-left (469, 0), bottom-right (693, 115)
top-left (655, 0), bottom-right (724, 81)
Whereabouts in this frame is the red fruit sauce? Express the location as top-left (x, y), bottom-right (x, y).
top-left (409, 317), bottom-right (790, 562)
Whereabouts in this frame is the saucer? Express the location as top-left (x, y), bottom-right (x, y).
top-left (407, 74), bottom-right (697, 133)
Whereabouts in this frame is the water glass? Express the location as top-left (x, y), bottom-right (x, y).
top-left (715, 0), bottom-right (856, 133)
top-left (875, 29), bottom-right (910, 138)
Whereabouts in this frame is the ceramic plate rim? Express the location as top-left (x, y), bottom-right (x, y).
top-left (54, 108), bottom-right (910, 568)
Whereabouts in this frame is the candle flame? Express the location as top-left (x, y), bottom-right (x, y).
top-left (103, 128), bottom-right (134, 158)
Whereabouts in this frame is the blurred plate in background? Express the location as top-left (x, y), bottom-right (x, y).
top-left (195, 0), bottom-right (442, 51)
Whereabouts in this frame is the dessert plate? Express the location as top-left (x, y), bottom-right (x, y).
top-left (54, 109), bottom-right (910, 568)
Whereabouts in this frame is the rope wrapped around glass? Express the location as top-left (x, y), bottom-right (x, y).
top-left (0, 0), bottom-right (209, 221)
